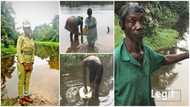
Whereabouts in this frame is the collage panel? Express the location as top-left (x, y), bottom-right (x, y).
top-left (1, 0), bottom-right (189, 107)
top-left (1, 1), bottom-right (59, 106)
top-left (60, 1), bottom-right (114, 53)
top-left (114, 1), bottom-right (189, 106)
top-left (60, 54), bottom-right (113, 106)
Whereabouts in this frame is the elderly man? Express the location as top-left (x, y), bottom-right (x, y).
top-left (115, 3), bottom-right (189, 106)
top-left (16, 20), bottom-right (35, 105)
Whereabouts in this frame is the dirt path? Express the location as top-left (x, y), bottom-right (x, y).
top-left (1, 93), bottom-right (58, 106)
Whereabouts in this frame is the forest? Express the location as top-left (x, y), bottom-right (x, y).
top-left (1, 1), bottom-right (59, 57)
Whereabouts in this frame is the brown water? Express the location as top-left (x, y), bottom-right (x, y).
top-left (1, 44), bottom-right (59, 105)
top-left (60, 4), bottom-right (114, 53)
top-left (60, 54), bottom-right (113, 106)
top-left (152, 37), bottom-right (189, 106)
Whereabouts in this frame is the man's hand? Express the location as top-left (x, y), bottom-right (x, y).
top-left (164, 52), bottom-right (189, 65)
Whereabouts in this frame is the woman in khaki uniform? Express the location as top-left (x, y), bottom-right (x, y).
top-left (16, 20), bottom-right (35, 105)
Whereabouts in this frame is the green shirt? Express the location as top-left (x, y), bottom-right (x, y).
top-left (115, 39), bottom-right (165, 106)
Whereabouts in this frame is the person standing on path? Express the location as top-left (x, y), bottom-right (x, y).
top-left (16, 20), bottom-right (35, 105)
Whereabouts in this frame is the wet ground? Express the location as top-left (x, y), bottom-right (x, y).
top-left (1, 56), bottom-right (59, 106)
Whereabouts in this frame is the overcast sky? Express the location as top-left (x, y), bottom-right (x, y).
top-left (10, 1), bottom-right (59, 32)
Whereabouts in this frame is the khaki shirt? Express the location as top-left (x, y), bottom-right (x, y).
top-left (16, 35), bottom-right (35, 63)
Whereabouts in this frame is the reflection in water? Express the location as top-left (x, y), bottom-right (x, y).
top-left (1, 56), bottom-right (15, 99)
top-left (35, 43), bottom-right (59, 70)
top-left (1, 44), bottom-right (59, 105)
top-left (66, 41), bottom-right (80, 53)
top-left (66, 42), bottom-right (99, 53)
top-left (151, 39), bottom-right (189, 105)
top-left (60, 55), bottom-right (113, 106)
top-left (1, 56), bottom-right (15, 84)
top-left (48, 56), bottom-right (59, 70)
top-left (152, 65), bottom-right (177, 90)
top-left (152, 47), bottom-right (178, 90)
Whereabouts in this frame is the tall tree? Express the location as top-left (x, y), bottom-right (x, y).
top-left (1, 1), bottom-right (17, 47)
top-left (33, 15), bottom-right (59, 42)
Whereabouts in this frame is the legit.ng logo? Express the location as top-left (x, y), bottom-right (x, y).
top-left (151, 88), bottom-right (181, 102)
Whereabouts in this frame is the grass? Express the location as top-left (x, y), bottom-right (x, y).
top-left (1, 98), bottom-right (17, 106)
top-left (1, 41), bottom-right (59, 57)
top-left (144, 28), bottom-right (178, 50)
top-left (1, 44), bottom-right (17, 57)
top-left (35, 41), bottom-right (59, 47)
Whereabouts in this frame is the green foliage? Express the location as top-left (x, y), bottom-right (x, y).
top-left (1, 2), bottom-right (59, 57)
top-left (169, 2), bottom-right (189, 37)
top-left (35, 41), bottom-right (59, 59)
top-left (115, 26), bottom-right (123, 47)
top-left (33, 15), bottom-right (59, 42)
top-left (1, 1), bottom-right (18, 46)
top-left (115, 1), bottom-right (189, 37)
top-left (61, 54), bottom-right (112, 67)
top-left (114, 16), bottom-right (123, 47)
top-left (60, 54), bottom-right (112, 77)
top-left (61, 54), bottom-right (85, 67)
top-left (144, 28), bottom-right (178, 50)
top-left (35, 41), bottom-right (59, 47)
top-left (114, 1), bottom-right (188, 50)
top-left (1, 41), bottom-right (59, 57)
top-left (1, 98), bottom-right (17, 106)
top-left (1, 43), bottom-right (16, 56)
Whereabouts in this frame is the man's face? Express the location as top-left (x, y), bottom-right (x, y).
top-left (124, 11), bottom-right (145, 41)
